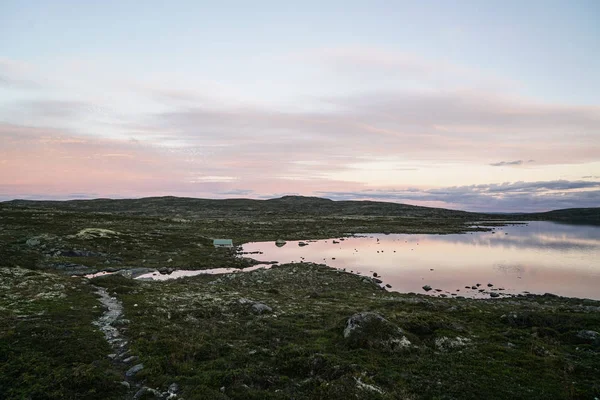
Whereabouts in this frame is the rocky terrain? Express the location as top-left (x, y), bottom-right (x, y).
top-left (1, 197), bottom-right (599, 399)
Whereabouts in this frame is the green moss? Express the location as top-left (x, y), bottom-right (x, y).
top-left (0, 268), bottom-right (124, 400)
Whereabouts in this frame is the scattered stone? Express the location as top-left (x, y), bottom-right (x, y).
top-left (120, 381), bottom-right (130, 390)
top-left (298, 242), bottom-right (308, 247)
top-left (385, 284), bottom-right (392, 288)
top-left (275, 239), bottom-right (287, 247)
top-left (168, 383), bottom-right (180, 394)
top-left (373, 272), bottom-right (378, 277)
top-left (355, 377), bottom-right (384, 395)
top-left (123, 355), bottom-right (139, 363)
top-left (133, 386), bottom-right (163, 399)
top-left (126, 363), bottom-right (144, 378)
top-left (422, 285), bottom-right (432, 292)
top-left (487, 283), bottom-right (493, 287)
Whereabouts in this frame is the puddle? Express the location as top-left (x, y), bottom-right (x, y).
top-left (134, 264), bottom-right (274, 280)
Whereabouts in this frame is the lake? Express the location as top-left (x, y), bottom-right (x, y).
top-left (241, 221), bottom-right (600, 300)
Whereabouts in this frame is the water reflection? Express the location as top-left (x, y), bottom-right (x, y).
top-left (241, 222), bottom-right (600, 300)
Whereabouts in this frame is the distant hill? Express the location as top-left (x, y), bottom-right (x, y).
top-left (1, 195), bottom-right (480, 219)
top-left (521, 208), bottom-right (600, 225)
top-left (2, 196), bottom-right (599, 224)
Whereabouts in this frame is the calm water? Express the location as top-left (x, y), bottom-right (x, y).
top-left (241, 222), bottom-right (600, 300)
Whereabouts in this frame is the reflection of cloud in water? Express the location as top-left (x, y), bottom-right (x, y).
top-left (242, 221), bottom-right (600, 300)
top-left (429, 222), bottom-right (600, 252)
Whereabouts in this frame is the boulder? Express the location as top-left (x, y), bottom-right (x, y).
top-left (133, 386), bottom-right (163, 399)
top-left (577, 330), bottom-right (599, 341)
top-left (26, 238), bottom-right (41, 247)
top-left (239, 298), bottom-right (273, 314)
top-left (168, 383), bottom-right (180, 394)
top-left (125, 363), bottom-right (144, 378)
top-left (251, 302), bottom-right (273, 314)
top-left (275, 239), bottom-right (287, 247)
top-left (343, 312), bottom-right (411, 351)
top-left (435, 336), bottom-right (471, 351)
top-left (422, 285), bottom-right (432, 292)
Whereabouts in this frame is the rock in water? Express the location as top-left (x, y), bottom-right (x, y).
top-left (343, 312), bottom-right (411, 351)
top-left (422, 285), bottom-right (432, 292)
top-left (275, 239), bottom-right (287, 247)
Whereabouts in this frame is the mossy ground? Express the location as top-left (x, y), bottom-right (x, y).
top-left (90, 264), bottom-right (600, 399)
top-left (1, 199), bottom-right (599, 399)
top-left (0, 267), bottom-right (124, 399)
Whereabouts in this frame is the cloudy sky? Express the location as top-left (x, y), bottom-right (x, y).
top-left (1, 1), bottom-right (599, 211)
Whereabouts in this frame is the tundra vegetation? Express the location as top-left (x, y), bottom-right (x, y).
top-left (0, 196), bottom-right (599, 399)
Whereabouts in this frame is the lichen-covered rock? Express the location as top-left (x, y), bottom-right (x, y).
top-left (343, 312), bottom-right (411, 351)
top-left (435, 336), bottom-right (471, 351)
top-left (73, 228), bottom-right (120, 239)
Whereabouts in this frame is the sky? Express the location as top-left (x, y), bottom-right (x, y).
top-left (1, 0), bottom-right (599, 212)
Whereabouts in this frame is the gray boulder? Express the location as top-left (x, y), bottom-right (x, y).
top-left (125, 363), bottom-right (144, 378)
top-left (168, 383), bottom-right (180, 394)
top-left (577, 330), bottom-right (599, 340)
top-left (251, 302), bottom-right (273, 314)
top-left (26, 238), bottom-right (41, 247)
top-left (343, 312), bottom-right (411, 351)
top-left (239, 298), bottom-right (273, 314)
top-left (133, 386), bottom-right (163, 399)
